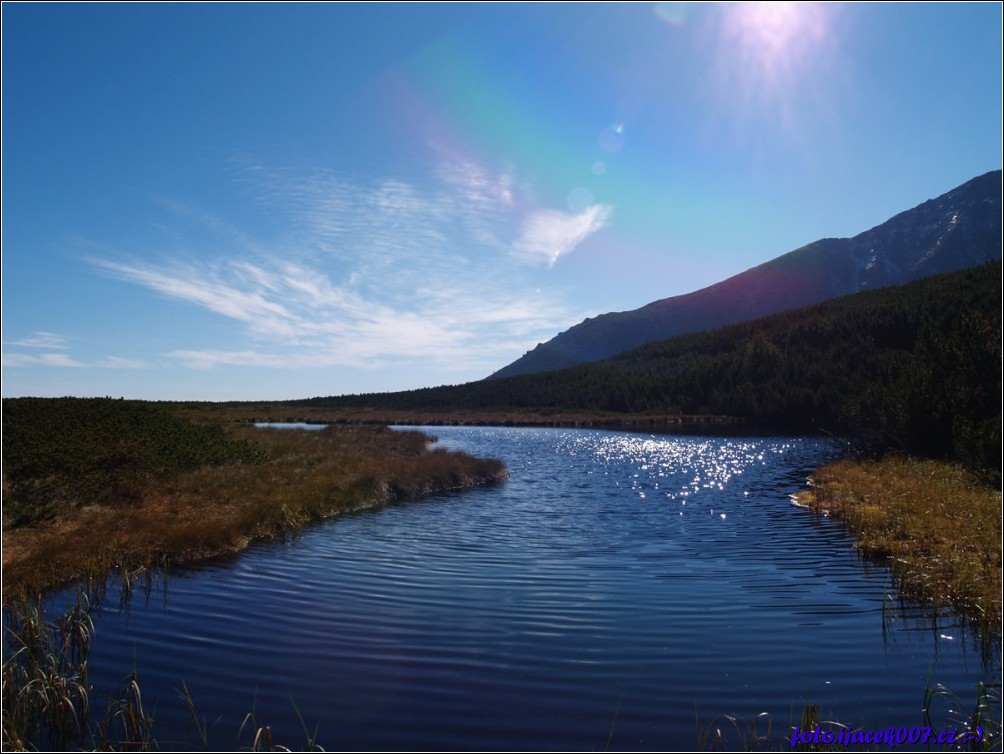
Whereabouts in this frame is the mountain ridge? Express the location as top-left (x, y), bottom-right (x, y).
top-left (490, 169), bottom-right (1002, 379)
top-left (294, 261), bottom-right (1001, 478)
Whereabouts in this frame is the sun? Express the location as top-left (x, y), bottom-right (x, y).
top-left (736, 2), bottom-right (804, 57)
top-left (714, 2), bottom-right (832, 131)
top-left (724, 2), bottom-right (827, 89)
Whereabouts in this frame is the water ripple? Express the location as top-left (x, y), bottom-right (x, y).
top-left (58, 427), bottom-right (1000, 751)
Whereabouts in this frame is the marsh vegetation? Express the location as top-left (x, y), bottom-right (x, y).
top-left (2, 399), bottom-right (508, 750)
top-left (795, 455), bottom-right (1002, 629)
top-left (292, 263), bottom-right (1002, 484)
top-left (2, 398), bottom-right (507, 597)
top-left (2, 419), bottom-right (1000, 751)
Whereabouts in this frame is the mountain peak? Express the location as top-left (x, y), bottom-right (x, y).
top-left (490, 170), bottom-right (1002, 379)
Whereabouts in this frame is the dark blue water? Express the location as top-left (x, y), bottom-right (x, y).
top-left (52, 427), bottom-right (999, 750)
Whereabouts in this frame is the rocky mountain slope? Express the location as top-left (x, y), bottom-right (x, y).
top-left (491, 170), bottom-right (1001, 379)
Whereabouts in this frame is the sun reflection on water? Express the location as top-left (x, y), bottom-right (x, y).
top-left (557, 432), bottom-right (800, 523)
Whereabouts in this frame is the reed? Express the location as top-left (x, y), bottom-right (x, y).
top-left (695, 708), bottom-right (777, 751)
top-left (2, 415), bottom-right (506, 749)
top-left (177, 682), bottom-right (209, 750)
top-left (94, 671), bottom-right (155, 751)
top-left (236, 691), bottom-right (326, 752)
top-left (4, 593), bottom-right (998, 752)
top-left (924, 678), bottom-right (1002, 752)
top-left (1, 592), bottom-right (324, 751)
top-left (693, 703), bottom-right (857, 752)
top-left (1, 593), bottom-right (94, 751)
top-left (794, 455), bottom-right (1002, 627)
top-left (694, 693), bottom-right (1001, 752)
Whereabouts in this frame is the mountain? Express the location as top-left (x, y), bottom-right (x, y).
top-left (491, 170), bottom-right (1002, 379)
top-left (297, 262), bottom-right (1001, 477)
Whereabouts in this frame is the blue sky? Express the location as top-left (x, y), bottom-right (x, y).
top-left (3, 3), bottom-right (1001, 400)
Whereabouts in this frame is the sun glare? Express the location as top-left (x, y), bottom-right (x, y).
top-left (725, 2), bottom-right (827, 88)
top-left (714, 2), bottom-right (832, 132)
top-left (737, 2), bottom-right (803, 59)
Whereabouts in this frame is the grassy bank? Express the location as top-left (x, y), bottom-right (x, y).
top-left (2, 401), bottom-right (507, 597)
top-left (173, 401), bottom-right (739, 430)
top-left (795, 455), bottom-right (1002, 627)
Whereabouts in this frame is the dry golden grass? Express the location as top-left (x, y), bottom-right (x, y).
top-left (796, 455), bottom-right (1002, 626)
top-left (173, 401), bottom-right (736, 430)
top-left (2, 425), bottom-right (506, 597)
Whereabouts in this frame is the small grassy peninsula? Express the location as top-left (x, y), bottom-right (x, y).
top-left (795, 456), bottom-right (1002, 627)
top-left (1, 398), bottom-right (508, 597)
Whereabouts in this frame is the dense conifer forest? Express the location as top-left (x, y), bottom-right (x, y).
top-left (297, 262), bottom-right (1001, 479)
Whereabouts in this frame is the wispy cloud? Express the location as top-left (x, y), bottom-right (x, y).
top-left (2, 353), bottom-right (80, 368)
top-left (1, 352), bottom-right (149, 369)
top-left (101, 254), bottom-right (571, 373)
top-left (95, 259), bottom-right (297, 337)
top-left (3, 331), bottom-right (153, 369)
top-left (3, 331), bottom-right (71, 349)
top-left (92, 160), bottom-right (613, 377)
top-left (513, 205), bottom-right (614, 266)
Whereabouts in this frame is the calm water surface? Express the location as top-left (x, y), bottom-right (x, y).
top-left (55, 427), bottom-right (999, 750)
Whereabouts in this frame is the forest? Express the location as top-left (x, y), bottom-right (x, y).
top-left (296, 262), bottom-right (1002, 481)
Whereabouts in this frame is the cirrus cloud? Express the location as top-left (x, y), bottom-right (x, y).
top-left (90, 160), bottom-right (613, 378)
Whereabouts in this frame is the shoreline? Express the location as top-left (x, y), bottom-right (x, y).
top-left (4, 413), bottom-right (999, 751)
top-left (794, 455), bottom-right (1002, 629)
top-left (175, 402), bottom-right (747, 431)
top-left (2, 423), bottom-right (507, 599)
top-left (5, 404), bottom-right (998, 633)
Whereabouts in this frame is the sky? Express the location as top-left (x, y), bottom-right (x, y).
top-left (2, 2), bottom-right (1001, 401)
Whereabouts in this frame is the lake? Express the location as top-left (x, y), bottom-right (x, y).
top-left (50, 426), bottom-right (999, 750)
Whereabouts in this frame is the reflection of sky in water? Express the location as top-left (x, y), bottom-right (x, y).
top-left (48, 427), bottom-right (999, 751)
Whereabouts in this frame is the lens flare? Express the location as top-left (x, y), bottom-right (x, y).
top-left (654, 2), bottom-right (688, 27)
top-left (722, 2), bottom-right (829, 91)
top-left (736, 2), bottom-right (803, 59)
top-left (713, 2), bottom-right (834, 138)
top-left (598, 122), bottom-right (626, 153)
